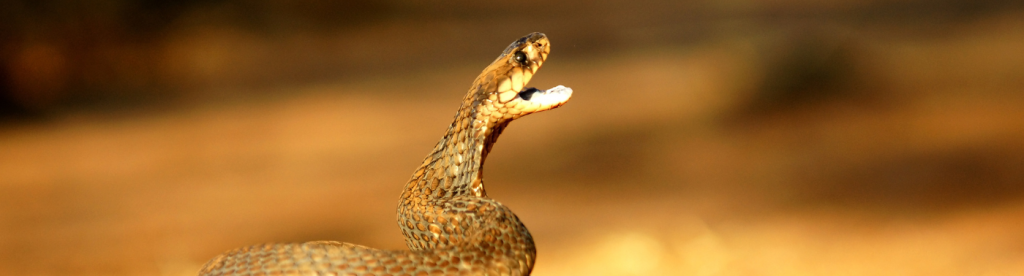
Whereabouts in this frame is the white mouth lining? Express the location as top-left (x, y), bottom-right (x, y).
top-left (519, 85), bottom-right (572, 105)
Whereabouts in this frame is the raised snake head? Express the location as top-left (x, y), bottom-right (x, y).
top-left (468, 32), bottom-right (572, 124)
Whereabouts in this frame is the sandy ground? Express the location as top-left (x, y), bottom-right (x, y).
top-left (3, 12), bottom-right (1024, 276)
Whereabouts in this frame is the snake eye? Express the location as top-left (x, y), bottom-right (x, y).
top-left (513, 51), bottom-right (527, 65)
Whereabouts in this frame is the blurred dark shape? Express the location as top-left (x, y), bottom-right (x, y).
top-left (0, 0), bottom-right (197, 116)
top-left (0, 0), bottom-right (398, 118)
top-left (5, 43), bottom-right (67, 110)
top-left (0, 58), bottom-right (31, 119)
top-left (746, 32), bottom-right (862, 113)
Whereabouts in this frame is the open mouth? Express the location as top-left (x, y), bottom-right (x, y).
top-left (517, 85), bottom-right (572, 106)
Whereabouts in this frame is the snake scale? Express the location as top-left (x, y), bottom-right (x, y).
top-left (198, 32), bottom-right (572, 276)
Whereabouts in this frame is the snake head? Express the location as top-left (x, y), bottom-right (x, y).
top-left (472, 32), bottom-right (572, 122)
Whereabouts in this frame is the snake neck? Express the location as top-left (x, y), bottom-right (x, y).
top-left (402, 101), bottom-right (509, 202)
top-left (399, 32), bottom-right (557, 208)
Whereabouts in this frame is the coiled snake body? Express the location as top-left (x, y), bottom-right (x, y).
top-left (198, 32), bottom-right (572, 276)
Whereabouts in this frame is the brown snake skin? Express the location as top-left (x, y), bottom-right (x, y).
top-left (198, 32), bottom-right (573, 276)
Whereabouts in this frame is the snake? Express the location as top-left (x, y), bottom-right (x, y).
top-left (197, 32), bottom-right (572, 276)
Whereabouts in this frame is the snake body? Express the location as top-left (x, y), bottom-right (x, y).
top-left (198, 32), bottom-right (572, 276)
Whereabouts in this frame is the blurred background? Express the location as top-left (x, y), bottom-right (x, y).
top-left (2, 0), bottom-right (1023, 275)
